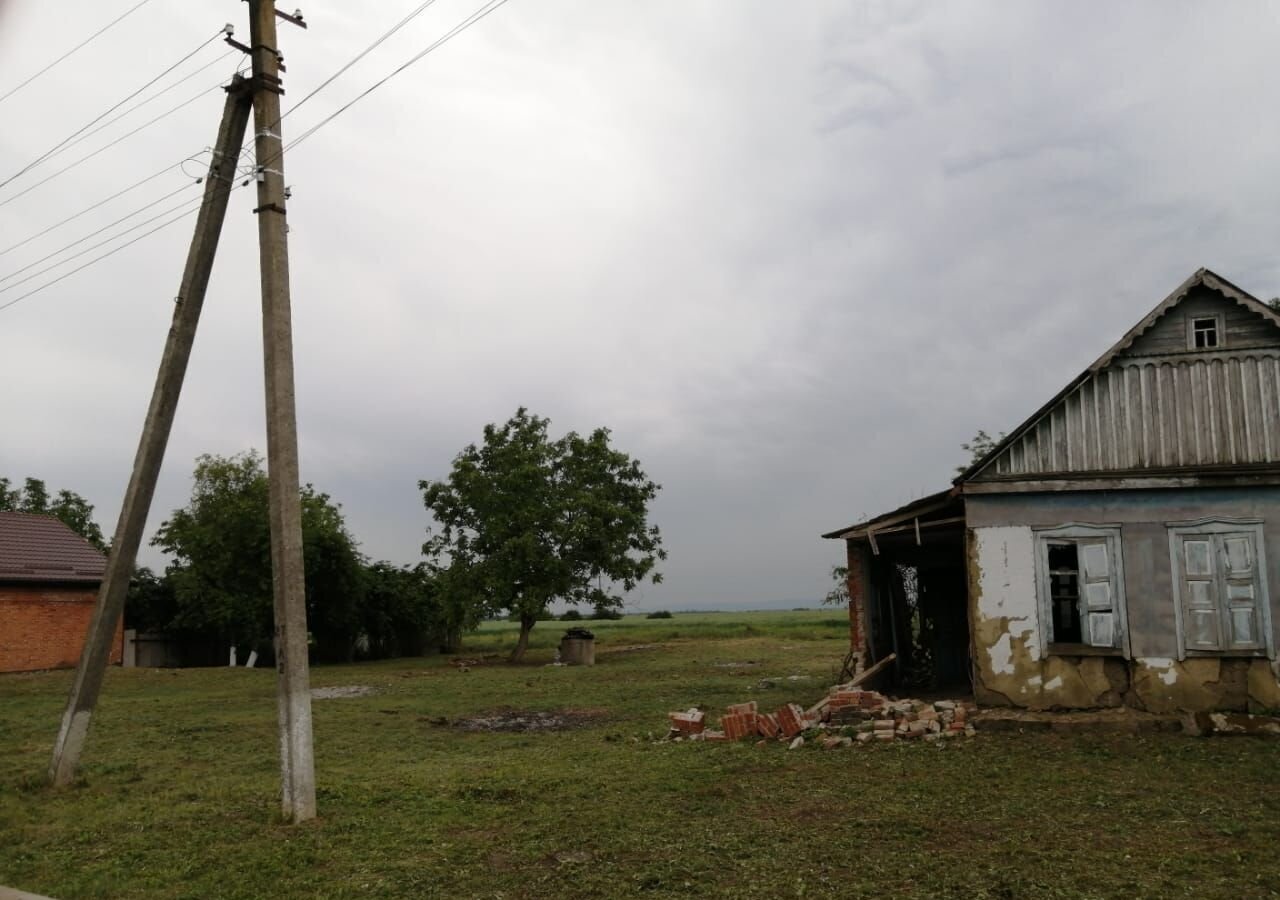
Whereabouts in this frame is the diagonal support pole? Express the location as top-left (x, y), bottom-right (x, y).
top-left (48, 78), bottom-right (253, 787)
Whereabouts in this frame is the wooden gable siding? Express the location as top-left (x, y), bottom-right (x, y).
top-left (984, 351), bottom-right (1280, 478)
top-left (1117, 286), bottom-right (1278, 359)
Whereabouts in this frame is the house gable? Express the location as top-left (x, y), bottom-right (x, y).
top-left (1117, 284), bottom-right (1280, 361)
top-left (963, 269), bottom-right (1280, 486)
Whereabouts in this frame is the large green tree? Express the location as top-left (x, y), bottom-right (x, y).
top-left (0, 476), bottom-right (107, 550)
top-left (152, 451), bottom-right (365, 661)
top-left (421, 408), bottom-right (665, 662)
top-left (360, 562), bottom-right (436, 658)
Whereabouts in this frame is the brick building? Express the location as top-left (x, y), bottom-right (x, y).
top-left (0, 511), bottom-right (118, 673)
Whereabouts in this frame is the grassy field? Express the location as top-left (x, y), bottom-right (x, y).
top-left (2, 610), bottom-right (1279, 899)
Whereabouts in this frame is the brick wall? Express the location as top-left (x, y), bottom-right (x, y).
top-left (845, 542), bottom-right (869, 658)
top-left (0, 584), bottom-right (121, 674)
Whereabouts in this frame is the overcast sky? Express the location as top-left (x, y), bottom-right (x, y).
top-left (2, 1), bottom-right (1279, 611)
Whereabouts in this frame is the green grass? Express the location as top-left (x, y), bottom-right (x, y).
top-left (1, 611), bottom-right (1278, 899)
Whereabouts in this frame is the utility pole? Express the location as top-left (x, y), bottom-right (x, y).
top-left (247, 0), bottom-right (316, 823)
top-left (48, 78), bottom-right (253, 786)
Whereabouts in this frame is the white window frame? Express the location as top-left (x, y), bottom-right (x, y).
top-left (1033, 523), bottom-right (1129, 656)
top-left (1167, 518), bottom-right (1273, 660)
top-left (1186, 313), bottom-right (1224, 351)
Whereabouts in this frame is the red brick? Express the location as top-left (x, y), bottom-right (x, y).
top-left (723, 712), bottom-right (759, 740)
top-left (726, 701), bottom-right (758, 716)
top-left (776, 703), bottom-right (807, 737)
top-left (668, 711), bottom-right (705, 735)
top-left (0, 586), bottom-right (122, 673)
top-left (757, 713), bottom-right (780, 739)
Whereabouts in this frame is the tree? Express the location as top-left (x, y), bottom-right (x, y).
top-left (956, 429), bottom-right (1005, 475)
top-left (152, 451), bottom-right (365, 660)
top-left (360, 562), bottom-right (439, 658)
top-left (124, 566), bottom-right (178, 633)
top-left (0, 476), bottom-right (107, 550)
top-left (421, 408), bottom-right (665, 662)
top-left (823, 565), bottom-right (849, 606)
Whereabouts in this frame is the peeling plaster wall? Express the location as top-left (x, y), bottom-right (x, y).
top-left (966, 488), bottom-right (1280, 712)
top-left (969, 526), bottom-right (1128, 708)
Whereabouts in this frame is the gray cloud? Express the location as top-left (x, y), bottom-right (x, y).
top-left (3, 1), bottom-right (1279, 610)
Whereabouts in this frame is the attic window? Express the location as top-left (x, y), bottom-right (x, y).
top-left (1190, 315), bottom-right (1221, 350)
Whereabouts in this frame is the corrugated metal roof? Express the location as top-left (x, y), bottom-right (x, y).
top-left (0, 511), bottom-right (107, 584)
top-left (822, 488), bottom-right (960, 540)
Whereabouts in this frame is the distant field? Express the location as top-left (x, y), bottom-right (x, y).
top-left (471, 609), bottom-right (849, 653)
top-left (2, 610), bottom-right (1278, 899)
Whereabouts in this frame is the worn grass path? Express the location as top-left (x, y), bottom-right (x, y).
top-left (2, 611), bottom-right (1279, 898)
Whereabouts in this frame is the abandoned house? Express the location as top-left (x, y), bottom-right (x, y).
top-left (824, 268), bottom-right (1280, 713)
top-left (0, 510), bottom-right (117, 673)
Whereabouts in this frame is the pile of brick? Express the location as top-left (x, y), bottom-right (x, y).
top-left (667, 686), bottom-right (977, 747)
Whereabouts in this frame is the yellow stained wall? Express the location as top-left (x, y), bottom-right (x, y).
top-left (968, 525), bottom-right (1280, 712)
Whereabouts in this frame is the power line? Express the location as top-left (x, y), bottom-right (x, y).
top-left (0, 186), bottom-right (240, 314)
top-left (221, 0), bottom-right (444, 174)
top-left (0, 0), bottom-right (160, 107)
top-left (0, 28), bottom-right (227, 191)
top-left (0, 0), bottom-right (515, 316)
top-left (0, 157), bottom-right (201, 259)
top-left (283, 0), bottom-right (512, 157)
top-left (0, 192), bottom-right (210, 296)
top-left (0, 83), bottom-right (226, 211)
top-left (37, 51), bottom-right (238, 171)
top-left (282, 0), bottom-right (442, 123)
top-left (0, 181), bottom-right (200, 285)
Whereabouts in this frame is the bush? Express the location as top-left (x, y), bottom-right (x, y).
top-left (645, 610), bottom-right (673, 619)
top-left (560, 609), bottom-right (584, 621)
top-left (590, 608), bottom-right (624, 620)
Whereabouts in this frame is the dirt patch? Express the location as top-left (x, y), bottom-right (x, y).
top-left (310, 685), bottom-right (376, 700)
top-left (445, 708), bottom-right (608, 732)
top-left (451, 654), bottom-right (504, 669)
top-left (599, 644), bottom-right (660, 655)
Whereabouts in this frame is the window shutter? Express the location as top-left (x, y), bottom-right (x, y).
top-left (1181, 538), bottom-right (1221, 650)
top-left (1221, 534), bottom-right (1263, 651)
top-left (1079, 541), bottom-right (1117, 648)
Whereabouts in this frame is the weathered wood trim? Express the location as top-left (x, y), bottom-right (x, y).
top-left (840, 516), bottom-right (966, 541)
top-left (1166, 519), bottom-right (1273, 661)
top-left (1032, 523), bottom-right (1129, 656)
top-left (960, 468), bottom-right (1280, 494)
top-left (1045, 643), bottom-right (1125, 658)
top-left (1118, 346), bottom-right (1280, 367)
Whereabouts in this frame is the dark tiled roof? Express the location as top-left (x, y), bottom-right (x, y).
top-left (0, 511), bottom-right (107, 584)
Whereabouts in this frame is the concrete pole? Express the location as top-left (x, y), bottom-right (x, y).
top-left (48, 80), bottom-right (253, 786)
top-left (247, 0), bottom-right (316, 823)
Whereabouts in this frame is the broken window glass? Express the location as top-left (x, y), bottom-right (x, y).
top-left (1037, 528), bottom-right (1124, 651)
top-left (1047, 542), bottom-right (1083, 644)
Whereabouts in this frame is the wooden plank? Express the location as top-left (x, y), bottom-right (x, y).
top-left (848, 652), bottom-right (897, 687)
top-left (960, 470), bottom-right (1280, 493)
top-left (841, 517), bottom-right (966, 540)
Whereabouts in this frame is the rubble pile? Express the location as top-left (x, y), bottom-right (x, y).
top-left (666, 684), bottom-right (977, 747)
